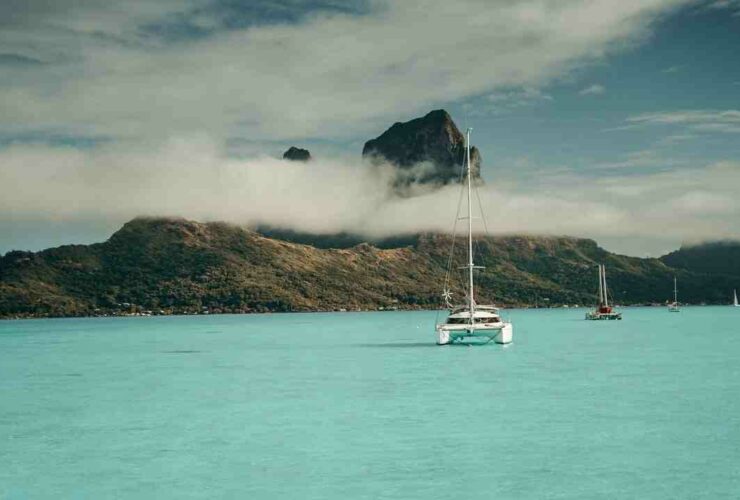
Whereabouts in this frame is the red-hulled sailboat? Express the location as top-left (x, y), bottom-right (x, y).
top-left (585, 264), bottom-right (622, 320)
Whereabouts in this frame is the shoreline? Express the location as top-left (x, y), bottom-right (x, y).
top-left (0, 302), bottom-right (719, 321)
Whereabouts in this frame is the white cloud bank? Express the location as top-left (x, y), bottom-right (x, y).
top-left (0, 0), bottom-right (689, 142)
top-left (1, 140), bottom-right (738, 256)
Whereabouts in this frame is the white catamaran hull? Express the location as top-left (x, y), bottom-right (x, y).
top-left (436, 322), bottom-right (513, 345)
top-left (434, 128), bottom-right (513, 348)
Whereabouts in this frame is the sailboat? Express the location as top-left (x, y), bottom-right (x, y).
top-left (435, 128), bottom-right (513, 345)
top-left (668, 277), bottom-right (680, 312)
top-left (585, 264), bottom-right (622, 320)
top-left (734, 289), bottom-right (739, 307)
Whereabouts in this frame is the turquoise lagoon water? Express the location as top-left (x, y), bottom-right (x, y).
top-left (1, 307), bottom-right (739, 499)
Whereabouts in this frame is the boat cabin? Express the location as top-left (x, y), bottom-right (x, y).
top-left (446, 305), bottom-right (501, 324)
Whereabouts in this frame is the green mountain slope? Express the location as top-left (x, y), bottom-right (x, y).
top-left (661, 241), bottom-right (740, 278)
top-left (1, 217), bottom-right (737, 318)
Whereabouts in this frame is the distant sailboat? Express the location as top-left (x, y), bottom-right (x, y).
top-left (669, 277), bottom-right (680, 312)
top-left (734, 289), bottom-right (739, 307)
top-left (585, 264), bottom-right (622, 320)
top-left (435, 128), bottom-right (513, 345)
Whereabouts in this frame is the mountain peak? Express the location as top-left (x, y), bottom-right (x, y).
top-left (362, 109), bottom-right (481, 188)
top-left (282, 146), bottom-right (311, 162)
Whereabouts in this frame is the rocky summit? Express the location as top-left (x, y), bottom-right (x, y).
top-left (282, 146), bottom-right (311, 162)
top-left (362, 109), bottom-right (482, 187)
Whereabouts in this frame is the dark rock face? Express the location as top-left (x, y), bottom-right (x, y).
top-left (282, 147), bottom-right (311, 162)
top-left (362, 109), bottom-right (481, 187)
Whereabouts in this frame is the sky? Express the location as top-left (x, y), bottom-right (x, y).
top-left (0, 0), bottom-right (739, 256)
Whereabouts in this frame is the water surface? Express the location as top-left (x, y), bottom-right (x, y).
top-left (2, 307), bottom-right (739, 499)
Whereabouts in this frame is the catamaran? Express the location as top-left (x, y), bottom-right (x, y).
top-left (435, 128), bottom-right (513, 345)
top-left (668, 277), bottom-right (680, 312)
top-left (585, 264), bottom-right (622, 320)
top-left (734, 289), bottom-right (739, 307)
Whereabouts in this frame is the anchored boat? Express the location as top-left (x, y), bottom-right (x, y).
top-left (734, 289), bottom-right (738, 307)
top-left (435, 128), bottom-right (513, 345)
top-left (585, 264), bottom-right (622, 320)
top-left (668, 277), bottom-right (680, 312)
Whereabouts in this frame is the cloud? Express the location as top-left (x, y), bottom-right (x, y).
top-left (705, 0), bottom-right (740, 12)
top-left (657, 133), bottom-right (695, 144)
top-left (626, 109), bottom-right (740, 133)
top-left (461, 86), bottom-right (553, 117)
top-left (0, 53), bottom-right (44, 66)
top-left (661, 65), bottom-right (682, 73)
top-left (695, 0), bottom-right (740, 17)
top-left (0, 0), bottom-right (689, 143)
top-left (1, 140), bottom-right (738, 256)
top-left (0, 138), bottom-right (394, 234)
top-left (487, 87), bottom-right (553, 106)
top-left (592, 149), bottom-right (685, 171)
top-left (579, 84), bottom-right (606, 95)
top-left (0, 0), bottom-right (203, 33)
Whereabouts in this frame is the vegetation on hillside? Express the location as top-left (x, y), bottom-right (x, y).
top-left (1, 217), bottom-right (738, 318)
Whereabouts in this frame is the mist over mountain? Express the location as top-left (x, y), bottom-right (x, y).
top-left (1, 105), bottom-right (739, 257)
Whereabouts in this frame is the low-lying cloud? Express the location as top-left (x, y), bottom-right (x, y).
top-left (2, 138), bottom-right (738, 256)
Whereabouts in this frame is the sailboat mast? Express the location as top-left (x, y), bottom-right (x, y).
top-left (466, 128), bottom-right (475, 322)
top-left (597, 265), bottom-right (603, 305)
top-left (602, 265), bottom-right (609, 307)
top-left (674, 277), bottom-right (678, 303)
